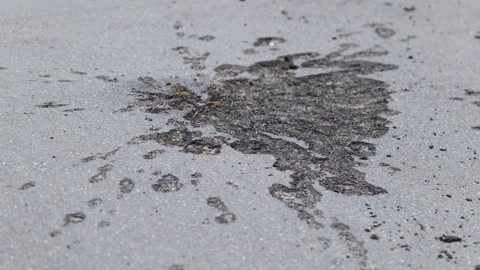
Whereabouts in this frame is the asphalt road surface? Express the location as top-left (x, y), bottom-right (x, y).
top-left (1, 1), bottom-right (480, 269)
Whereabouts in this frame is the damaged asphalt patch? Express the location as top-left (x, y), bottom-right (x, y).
top-left (121, 46), bottom-right (398, 257)
top-left (128, 45), bottom-right (397, 199)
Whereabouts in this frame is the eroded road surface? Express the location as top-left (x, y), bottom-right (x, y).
top-left (1, 1), bottom-right (480, 269)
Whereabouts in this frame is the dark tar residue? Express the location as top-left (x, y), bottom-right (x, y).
top-left (126, 44), bottom-right (398, 232)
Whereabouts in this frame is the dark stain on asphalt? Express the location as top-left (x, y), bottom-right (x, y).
top-left (49, 230), bottom-right (61, 237)
top-left (35, 101), bottom-right (68, 108)
top-left (172, 46), bottom-right (190, 55)
top-left (437, 235), bottom-right (462, 243)
top-left (243, 48), bottom-right (257, 55)
top-left (95, 75), bottom-right (118, 83)
top-left (119, 178), bottom-right (135, 193)
top-left (464, 89), bottom-right (480, 96)
top-left (64, 212), bottom-right (86, 226)
top-left (63, 108), bottom-right (84, 112)
top-left (152, 174), bottom-right (183, 193)
top-left (215, 212), bottom-right (236, 224)
top-left (207, 197), bottom-right (229, 212)
top-left (375, 27), bottom-right (395, 39)
top-left (81, 148), bottom-right (119, 163)
top-left (183, 53), bottom-right (209, 70)
top-left (142, 149), bottom-right (165, 159)
top-left (98, 220), bottom-right (111, 228)
top-left (184, 47), bottom-right (396, 197)
top-left (89, 164), bottom-right (114, 183)
top-left (127, 46), bottom-right (397, 227)
top-left (87, 198), bottom-right (102, 208)
top-left (20, 181), bottom-right (36, 190)
top-left (253, 37), bottom-right (286, 46)
top-left (331, 219), bottom-right (370, 270)
top-left (130, 128), bottom-right (224, 155)
top-left (206, 197), bottom-right (237, 224)
top-left (198, 35), bottom-right (215, 41)
top-left (70, 69), bottom-right (87, 75)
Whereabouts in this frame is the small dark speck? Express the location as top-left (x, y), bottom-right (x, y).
top-left (50, 230), bottom-right (61, 237)
top-left (370, 234), bottom-right (380, 240)
top-left (404, 6), bottom-right (415, 12)
top-left (20, 181), bottom-right (36, 190)
top-left (58, 79), bottom-right (73, 83)
top-left (437, 235), bottom-right (462, 243)
top-left (152, 170), bottom-right (163, 176)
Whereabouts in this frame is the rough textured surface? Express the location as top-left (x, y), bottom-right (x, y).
top-left (1, 0), bottom-right (480, 269)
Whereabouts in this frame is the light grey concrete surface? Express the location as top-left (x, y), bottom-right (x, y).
top-left (1, 1), bottom-right (480, 269)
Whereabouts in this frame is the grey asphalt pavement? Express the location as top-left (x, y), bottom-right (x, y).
top-left (1, 1), bottom-right (480, 269)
